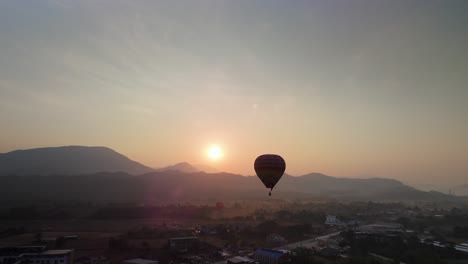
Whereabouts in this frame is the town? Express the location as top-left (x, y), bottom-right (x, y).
top-left (1, 201), bottom-right (468, 264)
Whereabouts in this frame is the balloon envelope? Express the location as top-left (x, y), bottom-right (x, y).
top-left (254, 154), bottom-right (286, 194)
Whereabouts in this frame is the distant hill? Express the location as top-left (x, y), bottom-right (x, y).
top-left (412, 184), bottom-right (448, 193)
top-left (453, 184), bottom-right (468, 196)
top-left (0, 146), bottom-right (154, 176)
top-left (279, 173), bottom-right (405, 196)
top-left (156, 162), bottom-right (219, 173)
top-left (156, 162), bottom-right (200, 173)
top-left (192, 163), bottom-right (220, 173)
top-left (0, 146), bottom-right (463, 204)
top-left (0, 170), bottom-right (463, 205)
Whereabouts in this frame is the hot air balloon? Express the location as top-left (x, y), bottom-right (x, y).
top-left (254, 154), bottom-right (286, 196)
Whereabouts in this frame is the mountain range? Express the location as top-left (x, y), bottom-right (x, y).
top-left (155, 162), bottom-right (219, 173)
top-left (453, 184), bottom-right (468, 196)
top-left (0, 146), bottom-right (153, 175)
top-left (0, 146), bottom-right (220, 176)
top-left (0, 146), bottom-right (465, 204)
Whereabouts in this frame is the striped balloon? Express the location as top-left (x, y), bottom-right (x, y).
top-left (254, 154), bottom-right (286, 196)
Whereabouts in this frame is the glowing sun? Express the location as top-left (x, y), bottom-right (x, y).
top-left (207, 145), bottom-right (223, 160)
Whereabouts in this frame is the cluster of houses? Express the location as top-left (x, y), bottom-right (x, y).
top-left (324, 215), bottom-right (361, 227)
top-left (0, 246), bottom-right (74, 264)
top-left (225, 248), bottom-right (289, 264)
top-left (4, 227), bottom-right (465, 264)
top-left (419, 238), bottom-right (468, 254)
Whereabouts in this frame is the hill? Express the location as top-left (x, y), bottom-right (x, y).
top-left (156, 162), bottom-right (201, 173)
top-left (0, 170), bottom-right (462, 206)
top-left (0, 146), bottom-right (153, 176)
top-left (453, 184), bottom-right (468, 196)
top-left (156, 162), bottom-right (219, 173)
top-left (0, 146), bottom-right (462, 204)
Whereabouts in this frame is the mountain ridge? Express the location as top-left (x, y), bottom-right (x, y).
top-left (453, 184), bottom-right (468, 196)
top-left (155, 162), bottom-right (220, 173)
top-left (0, 146), bottom-right (464, 203)
top-left (0, 170), bottom-right (461, 205)
top-left (0, 146), bottom-right (154, 176)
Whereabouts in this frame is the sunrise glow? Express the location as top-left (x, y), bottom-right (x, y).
top-left (207, 145), bottom-right (223, 161)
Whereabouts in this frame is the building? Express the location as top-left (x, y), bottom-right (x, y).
top-left (0, 247), bottom-right (73, 264)
top-left (1, 246), bottom-right (46, 264)
top-left (325, 215), bottom-right (337, 225)
top-left (324, 215), bottom-right (344, 226)
top-left (74, 256), bottom-right (105, 264)
top-left (168, 237), bottom-right (198, 253)
top-left (355, 223), bottom-right (402, 235)
top-left (266, 234), bottom-right (287, 245)
top-left (455, 243), bottom-right (468, 254)
top-left (254, 248), bottom-right (290, 264)
top-left (123, 259), bottom-right (158, 264)
top-left (23, 250), bottom-right (74, 264)
top-left (226, 256), bottom-right (253, 264)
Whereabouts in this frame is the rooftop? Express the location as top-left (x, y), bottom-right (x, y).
top-left (255, 248), bottom-right (285, 259)
top-left (0, 246), bottom-right (47, 256)
top-left (227, 256), bottom-right (252, 263)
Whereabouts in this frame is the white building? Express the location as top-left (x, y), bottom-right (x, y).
top-left (0, 247), bottom-right (73, 264)
top-left (325, 215), bottom-right (344, 226)
top-left (266, 234), bottom-right (287, 245)
top-left (455, 243), bottom-right (468, 254)
top-left (226, 256), bottom-right (253, 264)
top-left (22, 250), bottom-right (74, 264)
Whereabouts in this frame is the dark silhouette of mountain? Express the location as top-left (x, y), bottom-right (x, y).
top-left (0, 170), bottom-right (463, 206)
top-left (0, 146), bottom-right (462, 203)
top-left (0, 146), bottom-right (153, 176)
top-left (412, 183), bottom-right (447, 193)
top-left (156, 162), bottom-right (200, 173)
top-left (453, 184), bottom-right (468, 196)
top-left (193, 163), bottom-right (220, 173)
top-left (276, 173), bottom-right (424, 199)
top-left (156, 162), bottom-right (220, 173)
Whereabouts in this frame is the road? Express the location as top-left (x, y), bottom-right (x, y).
top-left (276, 231), bottom-right (342, 250)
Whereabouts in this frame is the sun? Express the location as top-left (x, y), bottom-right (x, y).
top-left (207, 145), bottom-right (223, 160)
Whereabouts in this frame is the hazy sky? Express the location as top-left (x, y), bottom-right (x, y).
top-left (1, 1), bottom-right (467, 186)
